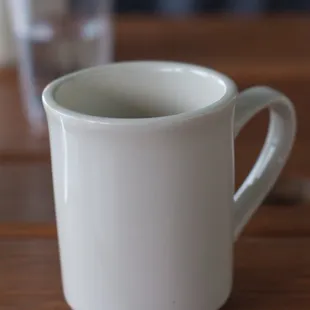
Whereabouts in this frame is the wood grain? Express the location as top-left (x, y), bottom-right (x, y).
top-left (1, 238), bottom-right (310, 309)
top-left (0, 163), bottom-right (54, 222)
top-left (115, 15), bottom-right (310, 80)
top-left (0, 239), bottom-right (64, 310)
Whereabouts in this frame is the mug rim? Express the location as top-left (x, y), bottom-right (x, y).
top-left (42, 61), bottom-right (237, 127)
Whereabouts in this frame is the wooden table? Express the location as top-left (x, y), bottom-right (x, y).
top-left (1, 15), bottom-right (310, 309)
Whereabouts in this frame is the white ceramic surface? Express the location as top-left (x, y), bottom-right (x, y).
top-left (43, 61), bottom-right (296, 310)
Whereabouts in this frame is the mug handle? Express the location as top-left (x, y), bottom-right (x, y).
top-left (233, 86), bottom-right (296, 239)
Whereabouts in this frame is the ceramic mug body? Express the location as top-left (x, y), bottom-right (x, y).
top-left (43, 62), bottom-right (296, 310)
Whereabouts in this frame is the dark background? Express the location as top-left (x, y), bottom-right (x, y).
top-left (115, 0), bottom-right (310, 14)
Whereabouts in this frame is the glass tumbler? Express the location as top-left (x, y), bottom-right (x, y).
top-left (9, 0), bottom-right (113, 132)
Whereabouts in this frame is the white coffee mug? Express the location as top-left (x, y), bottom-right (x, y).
top-left (43, 61), bottom-right (296, 310)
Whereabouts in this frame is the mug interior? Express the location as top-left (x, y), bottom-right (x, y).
top-left (52, 62), bottom-right (230, 119)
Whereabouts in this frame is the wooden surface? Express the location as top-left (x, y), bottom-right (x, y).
top-left (1, 15), bottom-right (310, 309)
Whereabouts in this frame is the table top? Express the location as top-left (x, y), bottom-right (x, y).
top-left (1, 15), bottom-right (310, 309)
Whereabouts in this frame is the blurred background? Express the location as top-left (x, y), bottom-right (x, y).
top-left (1, 0), bottom-right (310, 132)
top-left (115, 0), bottom-right (310, 13)
top-left (0, 0), bottom-right (309, 204)
top-left (0, 0), bottom-right (309, 203)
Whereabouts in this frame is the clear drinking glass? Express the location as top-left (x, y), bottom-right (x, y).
top-left (9, 0), bottom-right (113, 133)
